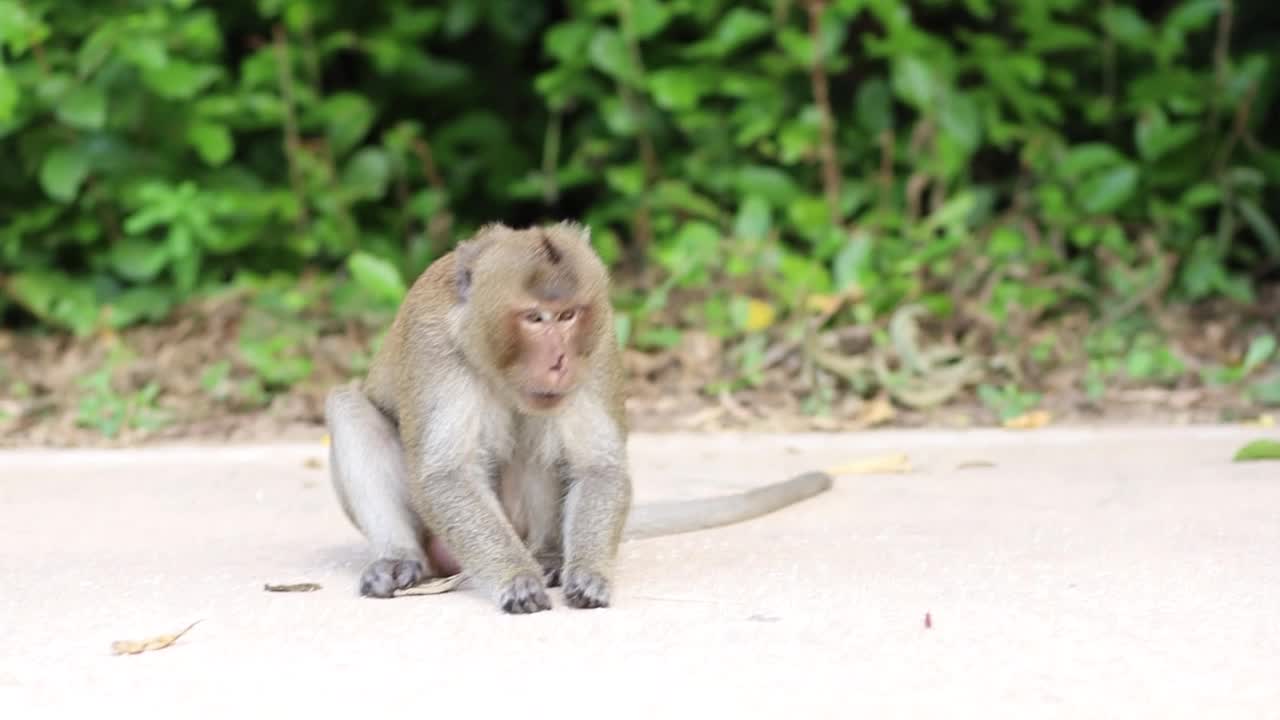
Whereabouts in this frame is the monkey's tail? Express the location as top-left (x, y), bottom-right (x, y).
top-left (622, 471), bottom-right (834, 541)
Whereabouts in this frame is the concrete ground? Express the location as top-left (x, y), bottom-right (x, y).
top-left (1, 426), bottom-right (1278, 718)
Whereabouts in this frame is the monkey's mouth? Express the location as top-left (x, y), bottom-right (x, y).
top-left (525, 390), bottom-right (567, 409)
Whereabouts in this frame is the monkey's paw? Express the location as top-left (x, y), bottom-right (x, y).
top-left (498, 572), bottom-right (551, 614)
top-left (359, 558), bottom-right (425, 598)
top-left (563, 567), bottom-right (610, 609)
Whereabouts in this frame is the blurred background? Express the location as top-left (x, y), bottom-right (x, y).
top-left (1, 0), bottom-right (1278, 446)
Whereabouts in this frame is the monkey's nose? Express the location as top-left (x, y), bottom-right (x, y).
top-left (550, 354), bottom-right (566, 373)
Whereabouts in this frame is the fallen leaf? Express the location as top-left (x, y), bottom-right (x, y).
top-left (321, 433), bottom-right (330, 446)
top-left (1232, 439), bottom-right (1280, 462)
top-left (743, 298), bottom-right (776, 331)
top-left (805, 294), bottom-right (842, 315)
top-left (1243, 414), bottom-right (1276, 428)
top-left (302, 457), bottom-right (323, 470)
top-left (826, 453), bottom-right (912, 475)
top-left (393, 574), bottom-right (466, 596)
top-left (1003, 409), bottom-right (1051, 429)
top-left (264, 582), bottom-right (322, 593)
top-left (111, 620), bottom-right (202, 656)
top-left (955, 459), bottom-right (996, 470)
top-left (852, 393), bottom-right (895, 429)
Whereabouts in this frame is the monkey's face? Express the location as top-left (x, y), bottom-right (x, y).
top-left (502, 302), bottom-right (596, 414)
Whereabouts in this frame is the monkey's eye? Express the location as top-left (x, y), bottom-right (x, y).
top-left (557, 309), bottom-right (577, 322)
top-left (522, 310), bottom-right (544, 324)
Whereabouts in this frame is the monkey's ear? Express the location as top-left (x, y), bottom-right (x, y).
top-left (454, 239), bottom-right (485, 302)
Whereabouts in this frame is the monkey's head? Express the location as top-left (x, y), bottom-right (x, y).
top-left (453, 221), bottom-right (612, 415)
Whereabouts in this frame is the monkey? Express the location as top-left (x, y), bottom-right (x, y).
top-left (325, 221), bottom-right (832, 614)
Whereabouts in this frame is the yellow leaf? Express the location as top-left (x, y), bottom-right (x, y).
top-left (1003, 410), bottom-right (1051, 429)
top-left (321, 433), bottom-right (331, 446)
top-left (743, 298), bottom-right (776, 331)
top-left (827, 452), bottom-right (912, 475)
top-left (1245, 414), bottom-right (1275, 428)
top-left (111, 620), bottom-right (201, 656)
top-left (852, 393), bottom-right (895, 429)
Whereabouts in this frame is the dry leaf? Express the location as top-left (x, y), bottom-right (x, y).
top-left (805, 294), bottom-right (842, 315)
top-left (321, 433), bottom-right (331, 446)
top-left (264, 582), bottom-right (322, 593)
top-left (111, 620), bottom-right (201, 656)
top-left (302, 457), bottom-right (323, 470)
top-left (1002, 410), bottom-right (1051, 429)
top-left (826, 453), bottom-right (912, 475)
top-left (1244, 414), bottom-right (1276, 428)
top-left (955, 459), bottom-right (996, 470)
top-left (394, 574), bottom-right (466, 596)
top-left (852, 393), bottom-right (895, 429)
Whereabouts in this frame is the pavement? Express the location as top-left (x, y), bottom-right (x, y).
top-left (1, 426), bottom-right (1278, 718)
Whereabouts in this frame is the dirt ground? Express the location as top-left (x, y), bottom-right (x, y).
top-left (1, 287), bottom-right (1277, 448)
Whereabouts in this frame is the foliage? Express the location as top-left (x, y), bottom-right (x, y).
top-left (1, 0), bottom-right (1278, 401)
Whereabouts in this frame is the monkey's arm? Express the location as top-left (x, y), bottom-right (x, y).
top-left (621, 471), bottom-right (833, 541)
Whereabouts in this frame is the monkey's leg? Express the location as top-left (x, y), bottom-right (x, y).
top-left (326, 385), bottom-right (433, 598)
top-left (559, 463), bottom-right (632, 609)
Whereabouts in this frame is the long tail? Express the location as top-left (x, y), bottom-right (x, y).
top-left (622, 471), bottom-right (834, 541)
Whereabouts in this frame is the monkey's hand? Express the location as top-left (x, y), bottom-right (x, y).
top-left (562, 566), bottom-right (610, 609)
top-left (497, 572), bottom-right (552, 614)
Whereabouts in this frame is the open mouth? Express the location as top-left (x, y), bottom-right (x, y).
top-left (527, 390), bottom-right (565, 406)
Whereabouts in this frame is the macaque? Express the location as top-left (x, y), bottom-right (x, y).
top-left (326, 221), bottom-right (831, 614)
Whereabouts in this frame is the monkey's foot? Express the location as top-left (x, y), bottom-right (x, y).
top-left (562, 567), bottom-right (610, 609)
top-left (359, 558), bottom-right (426, 598)
top-left (498, 572), bottom-right (551, 614)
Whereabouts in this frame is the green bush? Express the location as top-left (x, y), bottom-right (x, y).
top-left (1, 0), bottom-right (1277, 345)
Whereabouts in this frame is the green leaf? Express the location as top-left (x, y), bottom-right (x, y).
top-left (689, 8), bottom-right (770, 57)
top-left (629, 0), bottom-right (671, 38)
top-left (1237, 199), bottom-right (1280, 257)
top-left (648, 68), bottom-right (704, 110)
top-left (1232, 439), bottom-right (1280, 462)
top-left (142, 61), bottom-right (219, 100)
top-left (1136, 115), bottom-right (1197, 162)
top-left (1101, 5), bottom-right (1151, 48)
top-left (734, 195), bottom-right (772, 241)
top-left (0, 65), bottom-right (17, 122)
top-left (604, 163), bottom-right (644, 195)
top-left (323, 93), bottom-right (375, 154)
top-left (56, 85), bottom-right (107, 129)
top-left (891, 55), bottom-right (934, 108)
top-left (1062, 143), bottom-right (1125, 177)
top-left (1079, 164), bottom-right (1139, 214)
top-left (1181, 183), bottom-right (1221, 208)
top-left (545, 21), bottom-right (594, 62)
top-left (186, 121), bottom-right (234, 166)
top-left (1243, 335), bottom-right (1277, 374)
top-left (109, 238), bottom-right (170, 281)
top-left (855, 78), bottom-right (892, 134)
top-left (341, 147), bottom-right (390, 200)
top-left (347, 251), bottom-right (406, 304)
top-left (939, 92), bottom-right (980, 153)
top-left (589, 29), bottom-right (640, 85)
top-left (39, 146), bottom-right (90, 202)
top-left (735, 166), bottom-right (798, 205)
